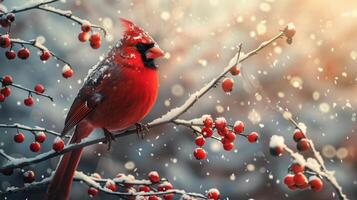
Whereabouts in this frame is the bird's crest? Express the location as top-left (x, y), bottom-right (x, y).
top-left (120, 18), bottom-right (154, 45)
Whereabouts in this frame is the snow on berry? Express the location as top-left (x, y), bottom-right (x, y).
top-left (202, 115), bottom-right (213, 128)
top-left (91, 172), bottom-right (102, 179)
top-left (308, 176), bottom-right (323, 192)
top-left (214, 117), bottom-right (227, 130)
top-left (105, 179), bottom-right (117, 191)
top-left (207, 188), bottom-right (220, 200)
top-left (269, 135), bottom-right (285, 156)
top-left (0, 34), bottom-right (11, 48)
top-left (40, 50), bottom-right (51, 61)
top-left (297, 138), bottom-right (310, 152)
top-left (62, 64), bottom-right (74, 78)
top-left (81, 22), bottom-right (92, 32)
top-left (193, 147), bottom-right (206, 160)
top-left (290, 162), bottom-right (305, 174)
top-left (293, 128), bottom-right (305, 142)
top-left (148, 171), bottom-right (160, 183)
top-left (35, 131), bottom-right (46, 143)
top-left (247, 132), bottom-right (259, 143)
top-left (23, 170), bottom-right (35, 183)
top-left (284, 22), bottom-right (296, 38)
top-left (195, 135), bottom-right (206, 146)
top-left (233, 120), bottom-right (244, 134)
top-left (52, 137), bottom-right (65, 152)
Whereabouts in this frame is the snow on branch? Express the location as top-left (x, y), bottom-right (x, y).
top-left (1, 171), bottom-right (208, 199)
top-left (0, 123), bottom-right (69, 138)
top-left (0, 26), bottom-right (288, 173)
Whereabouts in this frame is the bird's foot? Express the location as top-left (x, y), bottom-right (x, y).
top-left (135, 123), bottom-right (149, 139)
top-left (103, 128), bottom-right (116, 151)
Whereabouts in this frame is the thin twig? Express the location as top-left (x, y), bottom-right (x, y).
top-left (0, 77), bottom-right (54, 102)
top-left (0, 123), bottom-right (70, 138)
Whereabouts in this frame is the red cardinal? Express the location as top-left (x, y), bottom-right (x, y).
top-left (45, 18), bottom-right (164, 200)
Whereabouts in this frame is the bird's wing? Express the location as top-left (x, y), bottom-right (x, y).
top-left (61, 62), bottom-right (113, 136)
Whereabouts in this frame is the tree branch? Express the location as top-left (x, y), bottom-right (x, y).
top-left (0, 123), bottom-right (70, 138)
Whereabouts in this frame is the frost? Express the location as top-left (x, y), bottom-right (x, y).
top-left (269, 135), bottom-right (285, 148)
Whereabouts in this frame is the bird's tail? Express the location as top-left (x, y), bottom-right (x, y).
top-left (45, 122), bottom-right (93, 200)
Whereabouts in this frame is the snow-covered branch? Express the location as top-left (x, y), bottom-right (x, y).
top-left (0, 123), bottom-right (70, 138)
top-left (1, 171), bottom-right (208, 199)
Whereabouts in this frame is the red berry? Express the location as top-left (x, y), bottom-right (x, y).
top-left (297, 182), bottom-right (309, 189)
top-left (90, 41), bottom-right (101, 49)
top-left (0, 93), bottom-right (5, 102)
top-left (214, 117), bottom-right (227, 130)
top-left (293, 129), bottom-right (305, 142)
top-left (88, 187), bottom-right (99, 197)
top-left (0, 34), bottom-right (11, 48)
top-left (78, 32), bottom-right (90, 42)
top-left (40, 51), bottom-right (51, 61)
top-left (52, 137), bottom-right (65, 152)
top-left (297, 138), bottom-right (310, 152)
top-left (288, 184), bottom-right (298, 190)
top-left (294, 172), bottom-right (307, 186)
top-left (0, 18), bottom-right (10, 27)
top-left (224, 131), bottom-right (236, 142)
top-left (30, 142), bottom-right (41, 152)
top-left (6, 13), bottom-right (15, 23)
top-left (81, 22), bottom-right (92, 32)
top-left (217, 127), bottom-right (229, 137)
top-left (203, 115), bottom-right (213, 128)
top-left (230, 65), bottom-right (240, 76)
top-left (105, 179), bottom-right (117, 191)
top-left (207, 188), bottom-right (220, 200)
top-left (62, 65), bottom-right (74, 78)
top-left (2, 75), bottom-right (13, 85)
top-left (35, 132), bottom-right (46, 143)
top-left (233, 120), bottom-right (244, 134)
top-left (14, 132), bottom-right (25, 143)
top-left (17, 48), bottom-right (30, 59)
top-left (23, 170), bottom-right (35, 183)
top-left (24, 96), bottom-right (34, 106)
top-left (1, 87), bottom-right (11, 97)
top-left (223, 142), bottom-right (234, 151)
top-left (148, 171), bottom-right (160, 183)
top-left (139, 185), bottom-right (150, 192)
top-left (158, 181), bottom-right (173, 191)
top-left (90, 32), bottom-right (101, 43)
top-left (290, 163), bottom-right (305, 174)
top-left (193, 148), bottom-right (206, 160)
top-left (148, 196), bottom-right (160, 200)
top-left (221, 78), bottom-right (234, 92)
top-left (309, 176), bottom-right (323, 192)
top-left (201, 127), bottom-right (213, 138)
top-left (284, 23), bottom-right (296, 38)
top-left (247, 132), bottom-right (259, 143)
top-left (195, 135), bottom-right (206, 146)
top-left (163, 194), bottom-right (174, 200)
top-left (5, 50), bottom-right (16, 59)
top-left (270, 146), bottom-right (284, 157)
top-left (34, 84), bottom-right (45, 93)
top-left (283, 174), bottom-right (295, 186)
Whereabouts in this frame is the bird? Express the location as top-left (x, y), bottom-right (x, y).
top-left (45, 18), bottom-right (164, 200)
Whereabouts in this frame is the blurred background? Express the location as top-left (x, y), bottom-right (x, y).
top-left (0, 0), bottom-right (357, 199)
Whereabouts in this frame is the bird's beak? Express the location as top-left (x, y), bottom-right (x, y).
top-left (146, 46), bottom-right (164, 59)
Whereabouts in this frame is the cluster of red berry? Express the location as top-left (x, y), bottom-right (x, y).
top-left (221, 65), bottom-right (241, 93)
top-left (270, 128), bottom-right (310, 157)
top-left (283, 162), bottom-right (323, 192)
top-left (13, 131), bottom-right (64, 153)
top-left (193, 115), bottom-right (259, 160)
top-left (0, 75), bottom-right (47, 106)
top-left (87, 171), bottom-right (220, 200)
top-left (78, 22), bottom-right (102, 49)
top-left (0, 33), bottom-right (53, 61)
